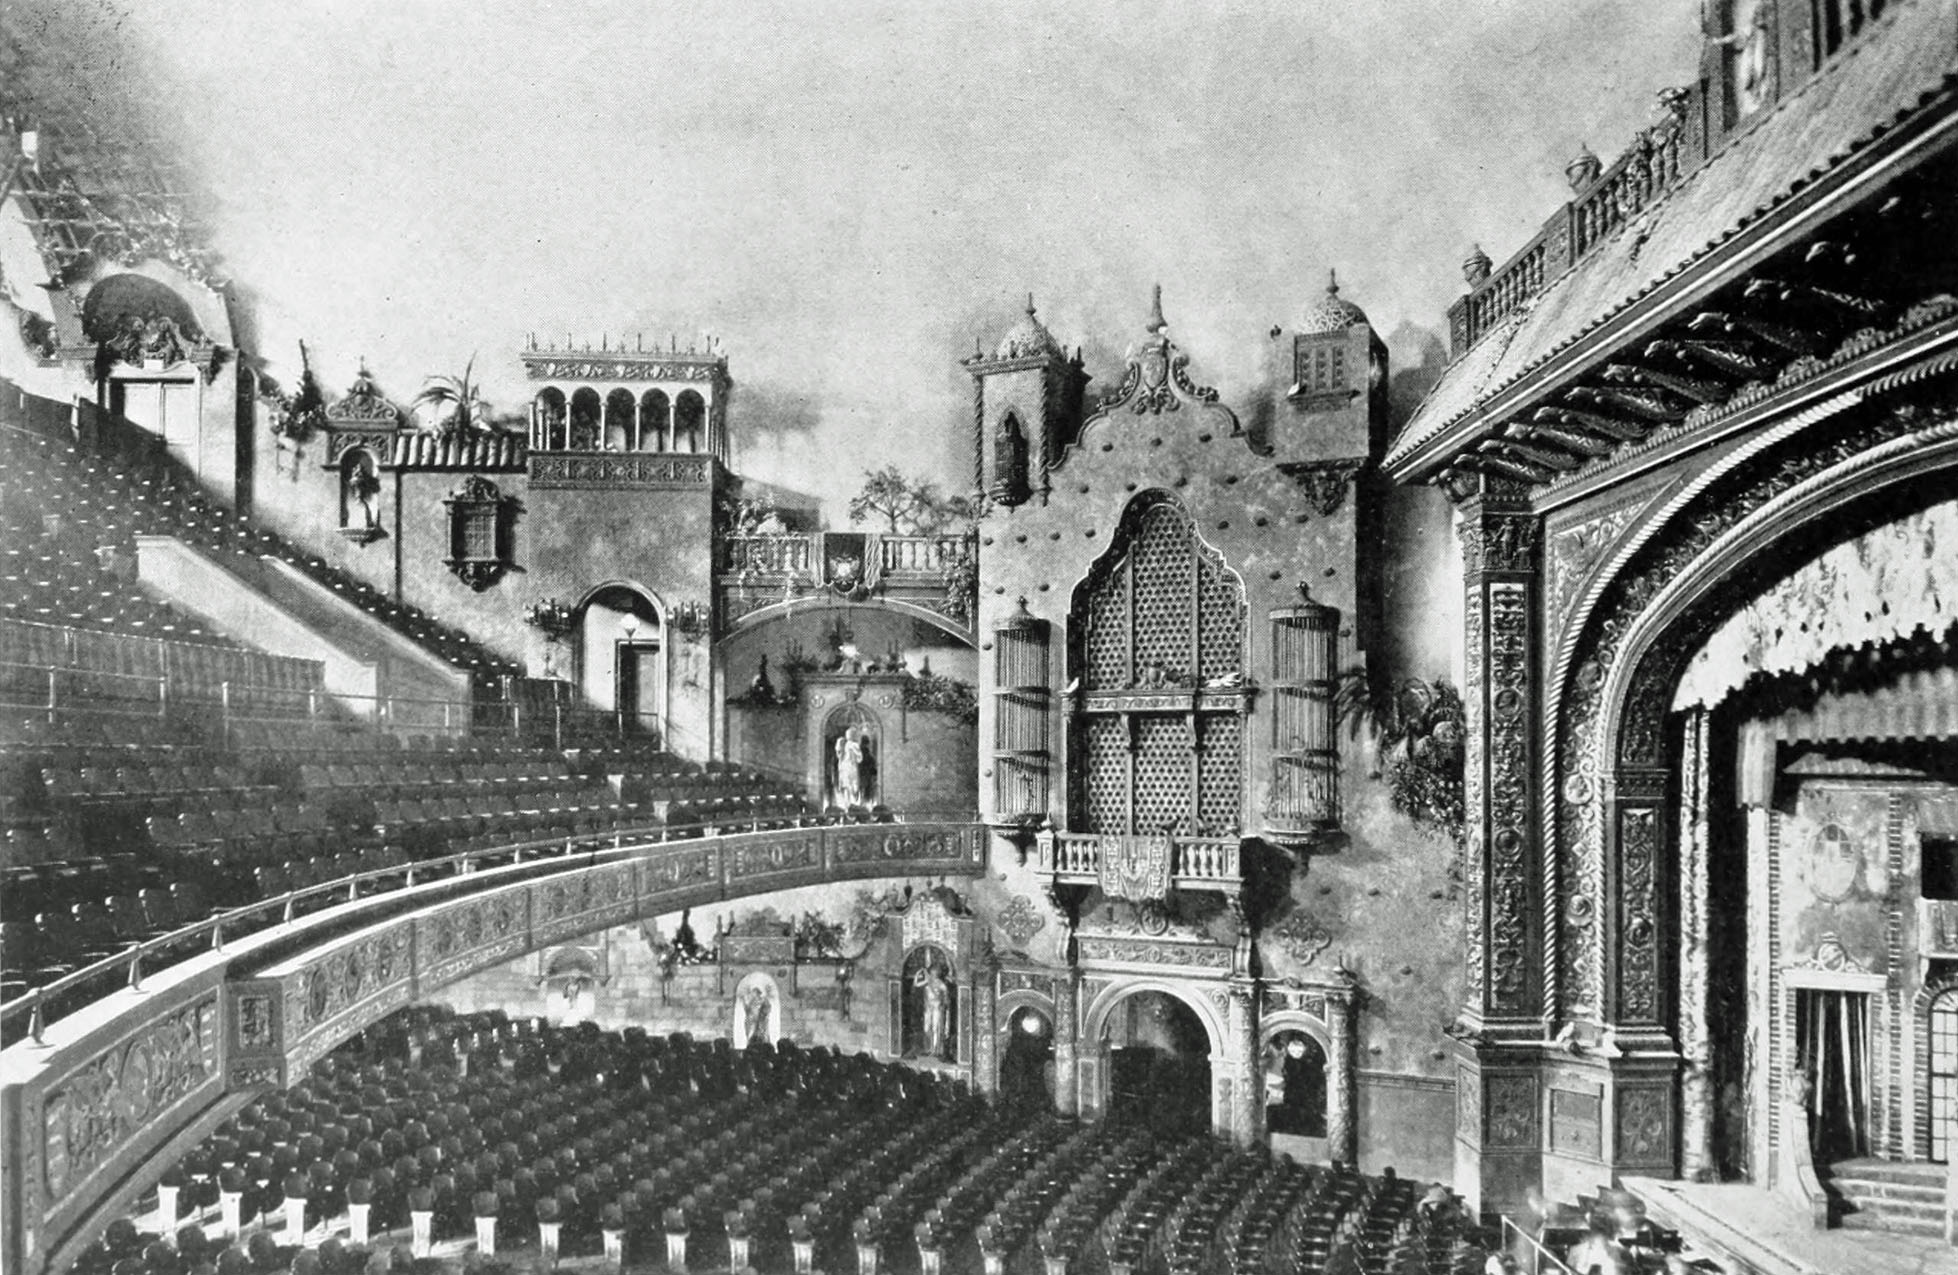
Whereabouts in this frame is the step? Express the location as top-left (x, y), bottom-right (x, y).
top-left (1839, 1205), bottom-right (1946, 1237)
top-left (1832, 1177), bottom-right (1945, 1205)
top-left (1826, 1158), bottom-right (1948, 1188)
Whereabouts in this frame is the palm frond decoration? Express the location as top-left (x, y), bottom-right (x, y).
top-left (412, 354), bottom-right (491, 440)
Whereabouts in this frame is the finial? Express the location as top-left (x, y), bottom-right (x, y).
top-left (1147, 283), bottom-right (1166, 334)
top-left (1326, 268), bottom-right (1340, 296)
top-left (1025, 292), bottom-right (1036, 316)
top-left (1463, 244), bottom-right (1493, 286)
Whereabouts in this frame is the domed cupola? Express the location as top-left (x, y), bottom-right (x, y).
top-left (994, 296), bottom-right (1064, 361)
top-left (1297, 269), bottom-right (1369, 335)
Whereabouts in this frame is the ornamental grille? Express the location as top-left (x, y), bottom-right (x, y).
top-left (1130, 505), bottom-right (1192, 679)
top-left (1083, 717), bottom-right (1128, 833)
top-left (1197, 556), bottom-right (1245, 682)
top-left (1084, 571), bottom-right (1129, 691)
top-left (1196, 714), bottom-right (1242, 835)
top-left (1068, 493), bottom-right (1245, 836)
top-left (1134, 716), bottom-right (1190, 834)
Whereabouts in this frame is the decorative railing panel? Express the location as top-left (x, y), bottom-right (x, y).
top-left (528, 451), bottom-right (712, 488)
top-left (1036, 830), bottom-right (1241, 886)
top-left (0, 821), bottom-right (985, 1275)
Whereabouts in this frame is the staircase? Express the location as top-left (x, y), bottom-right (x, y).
top-left (1827, 1158), bottom-right (1948, 1235)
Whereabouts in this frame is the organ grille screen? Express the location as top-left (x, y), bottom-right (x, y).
top-left (1070, 495), bottom-right (1245, 836)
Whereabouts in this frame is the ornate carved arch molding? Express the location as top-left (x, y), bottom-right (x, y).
top-left (1553, 386), bottom-right (1958, 1029)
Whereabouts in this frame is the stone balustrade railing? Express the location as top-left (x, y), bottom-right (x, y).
top-left (1037, 831), bottom-right (1241, 884)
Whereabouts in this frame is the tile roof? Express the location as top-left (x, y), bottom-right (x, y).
top-left (1388, 0), bottom-right (1958, 473)
top-left (388, 431), bottom-right (528, 471)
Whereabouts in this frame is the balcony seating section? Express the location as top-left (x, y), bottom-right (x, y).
top-left (66, 1004), bottom-right (1497, 1275)
top-left (0, 721), bottom-right (810, 1039)
top-left (1, 409), bottom-right (520, 687)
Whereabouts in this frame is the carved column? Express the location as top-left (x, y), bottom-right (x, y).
top-left (1596, 651), bottom-right (1681, 1179)
top-left (1326, 984), bottom-right (1358, 1165)
top-left (1053, 971), bottom-right (1080, 1117)
top-left (1226, 978), bottom-right (1261, 1147)
top-left (1453, 485), bottom-right (1544, 1217)
top-left (1458, 489), bottom-right (1543, 1032)
top-left (972, 960), bottom-right (999, 1095)
top-left (1677, 706), bottom-right (1714, 1180)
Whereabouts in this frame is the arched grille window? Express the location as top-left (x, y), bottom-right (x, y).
top-left (1067, 494), bottom-right (1244, 836)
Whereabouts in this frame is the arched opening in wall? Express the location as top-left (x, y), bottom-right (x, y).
top-left (86, 275), bottom-right (207, 467)
top-left (639, 389), bottom-right (670, 451)
top-left (534, 387), bottom-right (568, 448)
top-left (1262, 1028), bottom-right (1328, 1138)
top-left (1102, 988), bottom-right (1211, 1135)
top-left (1567, 419), bottom-right (1958, 1184)
top-left (569, 387), bottom-right (603, 450)
top-left (998, 1004), bottom-right (1054, 1108)
top-left (674, 390), bottom-right (706, 454)
top-left (338, 447), bottom-right (382, 536)
top-left (576, 584), bottom-right (664, 739)
top-left (991, 409), bottom-right (1030, 504)
top-left (604, 388), bottom-right (636, 451)
top-left (541, 947), bottom-right (601, 1026)
top-left (900, 944), bottom-right (957, 1062)
top-left (823, 702), bottom-right (880, 812)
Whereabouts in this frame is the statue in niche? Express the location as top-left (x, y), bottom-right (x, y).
top-left (742, 984), bottom-right (773, 1048)
top-left (835, 727), bottom-right (866, 807)
top-left (826, 705), bottom-right (878, 810)
top-left (909, 948), bottom-right (955, 1062)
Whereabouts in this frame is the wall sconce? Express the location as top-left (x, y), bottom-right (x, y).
top-left (671, 600), bottom-right (710, 645)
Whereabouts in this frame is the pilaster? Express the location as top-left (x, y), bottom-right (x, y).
top-left (1457, 488), bottom-right (1544, 1035)
top-left (1053, 968), bottom-right (1080, 1117)
top-left (1454, 485), bottom-right (1546, 1217)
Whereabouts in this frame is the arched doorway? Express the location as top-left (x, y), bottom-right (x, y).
top-left (1263, 1028), bottom-right (1328, 1138)
top-left (998, 1003), bottom-right (1055, 1109)
top-left (576, 585), bottom-right (665, 739)
top-left (1101, 988), bottom-right (1212, 1135)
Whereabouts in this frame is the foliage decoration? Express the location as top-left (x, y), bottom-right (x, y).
top-left (901, 672), bottom-right (978, 725)
top-left (1337, 669), bottom-right (1465, 843)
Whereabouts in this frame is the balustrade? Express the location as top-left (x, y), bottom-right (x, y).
top-left (1037, 832), bottom-right (1240, 884)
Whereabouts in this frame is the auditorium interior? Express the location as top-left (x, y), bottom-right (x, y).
top-left (2, 2), bottom-right (1957, 1273)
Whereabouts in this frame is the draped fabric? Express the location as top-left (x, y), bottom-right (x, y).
top-left (1674, 501), bottom-right (1958, 711)
top-left (1798, 990), bottom-right (1871, 1162)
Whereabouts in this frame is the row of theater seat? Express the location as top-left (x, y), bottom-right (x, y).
top-left (72, 1007), bottom-right (1497, 1275)
top-left (1, 421), bottom-right (521, 684)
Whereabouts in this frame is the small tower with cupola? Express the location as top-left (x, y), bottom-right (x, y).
top-left (962, 298), bottom-right (1090, 507)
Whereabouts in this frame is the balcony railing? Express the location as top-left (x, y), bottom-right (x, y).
top-left (1452, 85), bottom-right (1700, 353)
top-left (720, 533), bottom-right (973, 576)
top-left (1036, 829), bottom-right (1241, 886)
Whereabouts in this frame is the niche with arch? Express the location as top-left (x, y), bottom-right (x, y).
top-left (823, 702), bottom-right (881, 811)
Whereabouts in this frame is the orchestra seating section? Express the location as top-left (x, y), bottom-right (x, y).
top-left (68, 1007), bottom-right (1496, 1275)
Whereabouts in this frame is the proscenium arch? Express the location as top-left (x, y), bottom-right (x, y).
top-left (1561, 401), bottom-right (1958, 1030)
top-left (8, 823), bottom-right (985, 1275)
